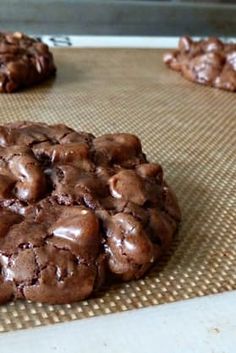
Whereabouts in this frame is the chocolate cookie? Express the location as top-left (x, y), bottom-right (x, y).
top-left (0, 32), bottom-right (56, 93)
top-left (164, 36), bottom-right (236, 92)
top-left (0, 122), bottom-right (181, 304)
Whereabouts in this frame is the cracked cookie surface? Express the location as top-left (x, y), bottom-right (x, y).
top-left (0, 121), bottom-right (181, 304)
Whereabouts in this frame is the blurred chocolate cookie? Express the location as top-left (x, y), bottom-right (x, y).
top-left (0, 121), bottom-right (181, 304)
top-left (0, 32), bottom-right (56, 93)
top-left (164, 36), bottom-right (236, 92)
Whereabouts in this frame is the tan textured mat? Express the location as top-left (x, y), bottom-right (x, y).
top-left (0, 48), bottom-right (235, 332)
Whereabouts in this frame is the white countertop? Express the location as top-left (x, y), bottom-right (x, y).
top-left (1, 291), bottom-right (236, 353)
top-left (39, 35), bottom-right (236, 49)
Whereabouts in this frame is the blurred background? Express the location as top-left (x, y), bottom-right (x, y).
top-left (1, 0), bottom-right (236, 36)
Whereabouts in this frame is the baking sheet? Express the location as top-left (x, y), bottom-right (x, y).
top-left (0, 48), bottom-right (235, 332)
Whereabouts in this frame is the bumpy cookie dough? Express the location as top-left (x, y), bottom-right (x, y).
top-left (0, 32), bottom-right (56, 93)
top-left (164, 36), bottom-right (236, 92)
top-left (0, 121), bottom-right (181, 304)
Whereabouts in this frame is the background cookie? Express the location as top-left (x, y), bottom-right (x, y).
top-left (164, 36), bottom-right (236, 92)
top-left (0, 32), bottom-right (56, 93)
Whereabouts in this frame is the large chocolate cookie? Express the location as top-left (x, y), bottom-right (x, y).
top-left (0, 32), bottom-right (56, 93)
top-left (164, 36), bottom-right (236, 92)
top-left (0, 122), bottom-right (181, 304)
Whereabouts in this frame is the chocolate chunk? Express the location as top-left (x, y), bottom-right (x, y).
top-left (0, 32), bottom-right (56, 93)
top-left (105, 213), bottom-right (160, 281)
top-left (0, 122), bottom-right (181, 304)
top-left (164, 36), bottom-right (236, 92)
top-left (93, 133), bottom-right (145, 167)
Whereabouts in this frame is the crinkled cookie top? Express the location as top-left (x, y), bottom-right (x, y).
top-left (0, 121), bottom-right (181, 304)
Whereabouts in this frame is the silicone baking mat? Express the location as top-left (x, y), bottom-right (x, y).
top-left (0, 48), bottom-right (235, 332)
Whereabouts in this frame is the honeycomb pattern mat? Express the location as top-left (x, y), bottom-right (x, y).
top-left (0, 48), bottom-right (235, 332)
